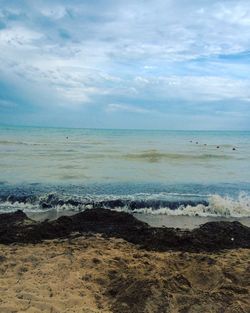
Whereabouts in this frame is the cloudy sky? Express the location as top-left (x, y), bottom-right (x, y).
top-left (0, 0), bottom-right (250, 130)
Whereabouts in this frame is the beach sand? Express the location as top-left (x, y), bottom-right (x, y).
top-left (0, 235), bottom-right (249, 313)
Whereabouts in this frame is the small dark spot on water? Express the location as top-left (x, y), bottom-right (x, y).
top-left (217, 146), bottom-right (220, 149)
top-left (196, 142), bottom-right (198, 144)
top-left (232, 148), bottom-right (236, 151)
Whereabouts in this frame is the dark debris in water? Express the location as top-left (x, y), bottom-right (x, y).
top-left (0, 209), bottom-right (249, 252)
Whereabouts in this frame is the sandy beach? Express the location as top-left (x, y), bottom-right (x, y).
top-left (0, 235), bottom-right (249, 313)
top-left (0, 209), bottom-right (249, 313)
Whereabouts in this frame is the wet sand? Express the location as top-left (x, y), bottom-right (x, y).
top-left (26, 209), bottom-right (250, 229)
top-left (134, 213), bottom-right (250, 229)
top-left (0, 235), bottom-right (249, 313)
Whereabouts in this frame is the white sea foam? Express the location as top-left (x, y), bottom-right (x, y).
top-left (118, 193), bottom-right (250, 218)
top-left (0, 192), bottom-right (249, 217)
top-left (208, 193), bottom-right (250, 217)
top-left (0, 200), bottom-right (82, 213)
top-left (0, 201), bottom-right (40, 212)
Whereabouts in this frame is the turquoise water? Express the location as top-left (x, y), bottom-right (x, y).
top-left (0, 126), bottom-right (250, 220)
top-left (1, 126), bottom-right (250, 184)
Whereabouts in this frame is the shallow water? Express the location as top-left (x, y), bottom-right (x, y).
top-left (1, 126), bottom-right (250, 184)
top-left (0, 126), bottom-right (250, 223)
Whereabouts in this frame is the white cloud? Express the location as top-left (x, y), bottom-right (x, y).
top-left (0, 26), bottom-right (43, 47)
top-left (132, 75), bottom-right (250, 102)
top-left (106, 103), bottom-right (153, 114)
top-left (40, 5), bottom-right (67, 20)
top-left (0, 0), bottom-right (250, 121)
top-left (214, 3), bottom-right (250, 26)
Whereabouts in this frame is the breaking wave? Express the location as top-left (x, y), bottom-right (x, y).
top-left (0, 192), bottom-right (249, 218)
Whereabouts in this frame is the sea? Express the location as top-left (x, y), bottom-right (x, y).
top-left (0, 125), bottom-right (250, 228)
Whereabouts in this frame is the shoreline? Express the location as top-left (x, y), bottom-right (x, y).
top-left (135, 213), bottom-right (250, 229)
top-left (26, 209), bottom-right (250, 229)
top-left (1, 208), bottom-right (249, 252)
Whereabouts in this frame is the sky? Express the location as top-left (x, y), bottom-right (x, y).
top-left (0, 0), bottom-right (250, 130)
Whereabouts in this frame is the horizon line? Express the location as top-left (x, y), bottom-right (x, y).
top-left (0, 123), bottom-right (250, 132)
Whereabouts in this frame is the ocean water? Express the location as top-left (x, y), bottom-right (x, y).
top-left (0, 125), bottom-right (250, 227)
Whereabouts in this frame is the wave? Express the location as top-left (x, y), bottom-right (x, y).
top-left (126, 195), bottom-right (250, 217)
top-left (0, 140), bottom-right (29, 145)
top-left (0, 140), bottom-right (48, 146)
top-left (0, 140), bottom-right (104, 147)
top-left (0, 192), bottom-right (249, 218)
top-left (125, 150), bottom-right (232, 162)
